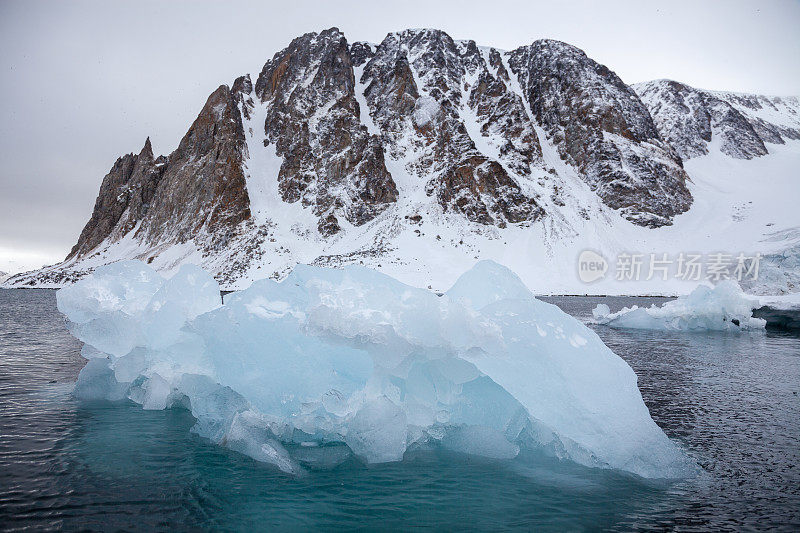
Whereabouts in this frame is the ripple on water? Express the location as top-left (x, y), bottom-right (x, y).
top-left (1, 289), bottom-right (798, 530)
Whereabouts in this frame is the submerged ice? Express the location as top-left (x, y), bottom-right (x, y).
top-left (57, 260), bottom-right (693, 478)
top-left (593, 281), bottom-right (766, 332)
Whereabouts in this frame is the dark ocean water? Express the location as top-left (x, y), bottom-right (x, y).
top-left (1, 289), bottom-right (798, 531)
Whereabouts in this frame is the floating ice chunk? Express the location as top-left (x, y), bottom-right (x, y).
top-left (446, 277), bottom-right (691, 478)
top-left (58, 259), bottom-right (695, 478)
top-left (69, 313), bottom-right (143, 358)
top-left (57, 260), bottom-right (163, 323)
top-left (140, 373), bottom-right (172, 410)
top-left (593, 281), bottom-right (766, 331)
top-left (175, 374), bottom-right (250, 442)
top-left (73, 358), bottom-right (129, 401)
top-left (592, 303), bottom-right (611, 320)
top-left (447, 259), bottom-right (534, 310)
top-left (225, 410), bottom-right (302, 474)
top-left (441, 425), bottom-right (520, 459)
top-left (345, 396), bottom-right (408, 464)
top-left (58, 261), bottom-right (160, 357)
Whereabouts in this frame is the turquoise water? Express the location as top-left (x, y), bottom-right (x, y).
top-left (1, 289), bottom-right (799, 530)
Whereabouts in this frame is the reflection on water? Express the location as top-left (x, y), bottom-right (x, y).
top-left (1, 289), bottom-right (798, 530)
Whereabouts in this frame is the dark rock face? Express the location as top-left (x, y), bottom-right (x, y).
top-left (635, 80), bottom-right (800, 161)
top-left (349, 41), bottom-right (374, 67)
top-left (67, 138), bottom-right (167, 259)
top-left (634, 80), bottom-right (768, 159)
top-left (465, 46), bottom-right (541, 178)
top-left (361, 29), bottom-right (543, 225)
top-left (68, 85), bottom-right (251, 260)
top-left (141, 85), bottom-right (251, 247)
top-left (253, 28), bottom-right (397, 235)
top-left (507, 40), bottom-right (692, 227)
top-left (717, 93), bottom-right (800, 144)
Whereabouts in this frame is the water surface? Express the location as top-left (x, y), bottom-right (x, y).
top-left (1, 289), bottom-right (798, 530)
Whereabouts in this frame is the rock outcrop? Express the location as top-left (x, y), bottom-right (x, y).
top-left (360, 29), bottom-right (543, 226)
top-left (508, 40), bottom-right (692, 227)
top-left (67, 138), bottom-right (166, 259)
top-left (68, 85), bottom-right (251, 262)
top-left (634, 80), bottom-right (800, 160)
top-left (634, 80), bottom-right (768, 159)
top-left (718, 92), bottom-right (800, 145)
top-left (252, 28), bottom-right (397, 235)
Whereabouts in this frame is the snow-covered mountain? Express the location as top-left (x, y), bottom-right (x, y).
top-left (633, 79), bottom-right (800, 160)
top-left (6, 28), bottom-right (800, 295)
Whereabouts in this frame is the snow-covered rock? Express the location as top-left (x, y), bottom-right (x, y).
top-left (57, 259), bottom-right (694, 479)
top-left (634, 80), bottom-right (800, 160)
top-left (509, 41), bottom-right (692, 227)
top-left (6, 29), bottom-right (799, 298)
top-left (592, 281), bottom-right (766, 331)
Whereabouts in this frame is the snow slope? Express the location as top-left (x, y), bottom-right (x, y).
top-left (8, 117), bottom-right (799, 297)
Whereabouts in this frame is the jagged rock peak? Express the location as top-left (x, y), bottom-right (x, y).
top-left (508, 39), bottom-right (692, 227)
top-left (634, 79), bottom-right (799, 160)
top-left (66, 82), bottom-right (250, 263)
top-left (144, 83), bottom-right (251, 245)
top-left (139, 137), bottom-right (153, 160)
top-left (231, 74), bottom-right (253, 96)
top-left (251, 27), bottom-right (397, 235)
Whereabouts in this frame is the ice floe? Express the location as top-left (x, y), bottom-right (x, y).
top-left (593, 281), bottom-right (765, 332)
top-left (57, 260), bottom-right (694, 478)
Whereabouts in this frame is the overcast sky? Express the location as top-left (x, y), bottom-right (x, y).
top-left (1, 0), bottom-right (798, 273)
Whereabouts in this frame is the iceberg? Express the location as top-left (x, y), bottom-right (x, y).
top-left (592, 281), bottom-right (766, 332)
top-left (57, 260), bottom-right (694, 478)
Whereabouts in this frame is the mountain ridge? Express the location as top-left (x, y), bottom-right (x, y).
top-left (6, 28), bottom-right (800, 295)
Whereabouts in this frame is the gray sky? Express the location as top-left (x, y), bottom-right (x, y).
top-left (1, 0), bottom-right (799, 273)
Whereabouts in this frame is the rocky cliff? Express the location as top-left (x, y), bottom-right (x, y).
top-left (6, 28), bottom-right (799, 292)
top-left (508, 40), bottom-right (692, 227)
top-left (66, 84), bottom-right (251, 264)
top-left (251, 29), bottom-right (398, 236)
top-left (634, 80), bottom-right (800, 160)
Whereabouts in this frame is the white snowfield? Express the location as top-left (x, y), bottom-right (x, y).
top-left (592, 281), bottom-right (766, 332)
top-left (57, 260), bottom-right (695, 479)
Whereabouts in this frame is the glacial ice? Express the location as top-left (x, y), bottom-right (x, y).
top-left (592, 280), bottom-right (766, 332)
top-left (57, 260), bottom-right (694, 478)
